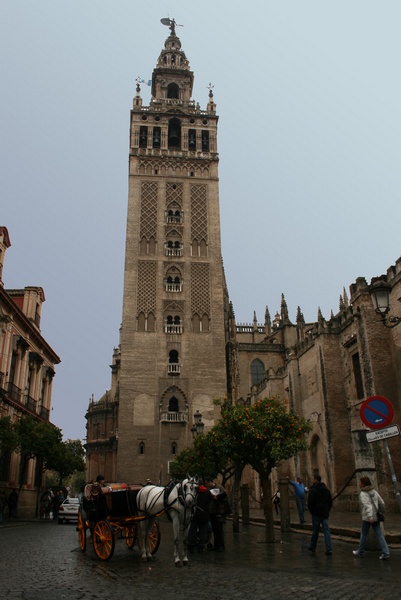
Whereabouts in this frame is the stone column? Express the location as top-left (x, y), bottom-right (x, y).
top-left (279, 477), bottom-right (291, 532)
top-left (240, 484), bottom-right (250, 525)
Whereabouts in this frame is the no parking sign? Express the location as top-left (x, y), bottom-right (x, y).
top-left (360, 396), bottom-right (394, 430)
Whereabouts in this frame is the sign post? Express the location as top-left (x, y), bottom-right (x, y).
top-left (360, 396), bottom-right (401, 512)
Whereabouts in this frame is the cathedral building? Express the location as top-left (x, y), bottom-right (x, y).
top-left (85, 23), bottom-right (401, 512)
top-left (228, 274), bottom-right (401, 511)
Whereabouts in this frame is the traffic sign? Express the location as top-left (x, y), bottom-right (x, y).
top-left (366, 425), bottom-right (400, 443)
top-left (360, 396), bottom-right (394, 430)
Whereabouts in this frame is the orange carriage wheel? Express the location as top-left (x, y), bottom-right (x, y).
top-left (77, 509), bottom-right (87, 552)
top-left (93, 520), bottom-right (115, 561)
top-left (125, 523), bottom-right (137, 549)
top-left (149, 520), bottom-right (161, 555)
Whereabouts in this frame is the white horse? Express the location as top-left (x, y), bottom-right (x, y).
top-left (136, 476), bottom-right (198, 566)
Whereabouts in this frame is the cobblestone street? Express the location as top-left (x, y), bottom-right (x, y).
top-left (1, 519), bottom-right (399, 600)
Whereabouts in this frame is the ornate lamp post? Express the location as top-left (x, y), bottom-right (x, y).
top-left (191, 410), bottom-right (204, 438)
top-left (369, 279), bottom-right (401, 328)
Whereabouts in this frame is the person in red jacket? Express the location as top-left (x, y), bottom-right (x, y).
top-left (205, 477), bottom-right (228, 552)
top-left (188, 482), bottom-right (212, 553)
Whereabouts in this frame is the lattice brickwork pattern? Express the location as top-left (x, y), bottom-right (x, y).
top-left (166, 182), bottom-right (183, 207)
top-left (140, 182), bottom-right (158, 239)
top-left (138, 159), bottom-right (210, 177)
top-left (137, 261), bottom-right (157, 315)
top-left (190, 263), bottom-right (210, 315)
top-left (190, 185), bottom-right (208, 241)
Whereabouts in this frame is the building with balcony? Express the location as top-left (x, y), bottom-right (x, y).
top-left (0, 226), bottom-right (60, 516)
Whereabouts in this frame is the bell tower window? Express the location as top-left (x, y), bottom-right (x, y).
top-left (139, 126), bottom-right (148, 148)
top-left (201, 130), bottom-right (209, 151)
top-left (188, 129), bottom-right (196, 150)
top-left (167, 83), bottom-right (179, 99)
top-left (153, 127), bottom-right (161, 148)
top-left (168, 118), bottom-right (181, 149)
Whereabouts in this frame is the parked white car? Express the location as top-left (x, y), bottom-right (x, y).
top-left (58, 497), bottom-right (79, 524)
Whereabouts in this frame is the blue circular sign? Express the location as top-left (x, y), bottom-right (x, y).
top-left (360, 396), bottom-right (394, 430)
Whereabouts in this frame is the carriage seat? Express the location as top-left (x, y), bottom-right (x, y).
top-left (83, 483), bottom-right (142, 518)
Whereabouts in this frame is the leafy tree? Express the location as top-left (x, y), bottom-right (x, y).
top-left (171, 396), bottom-right (311, 542)
top-left (0, 416), bottom-right (19, 454)
top-left (48, 439), bottom-right (85, 486)
top-left (15, 416), bottom-right (63, 516)
top-left (169, 430), bottom-right (230, 480)
top-left (0, 417), bottom-right (19, 482)
top-left (16, 415), bottom-right (63, 475)
top-left (217, 397), bottom-right (312, 542)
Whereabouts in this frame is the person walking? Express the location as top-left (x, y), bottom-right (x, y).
top-left (287, 476), bottom-right (307, 523)
top-left (307, 474), bottom-right (333, 555)
top-left (7, 488), bottom-right (18, 519)
top-left (352, 476), bottom-right (390, 560)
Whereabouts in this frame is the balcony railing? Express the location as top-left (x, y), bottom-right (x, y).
top-left (165, 325), bottom-right (182, 334)
top-left (7, 382), bottom-right (22, 403)
top-left (167, 363), bottom-right (180, 375)
top-left (160, 411), bottom-right (187, 423)
top-left (26, 396), bottom-right (37, 412)
top-left (165, 248), bottom-right (182, 257)
top-left (166, 215), bottom-right (183, 224)
top-left (39, 406), bottom-right (50, 421)
top-left (165, 283), bottom-right (182, 292)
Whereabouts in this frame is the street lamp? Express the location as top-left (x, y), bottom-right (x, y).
top-left (191, 410), bottom-right (204, 438)
top-left (369, 279), bottom-right (401, 328)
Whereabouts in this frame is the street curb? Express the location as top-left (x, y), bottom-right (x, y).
top-left (243, 517), bottom-right (401, 548)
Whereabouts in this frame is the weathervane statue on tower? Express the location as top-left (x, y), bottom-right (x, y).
top-left (160, 17), bottom-right (183, 36)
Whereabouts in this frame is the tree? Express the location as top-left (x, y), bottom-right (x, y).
top-left (0, 417), bottom-right (19, 481)
top-left (169, 430), bottom-right (230, 481)
top-left (49, 439), bottom-right (85, 486)
top-left (0, 416), bottom-right (19, 455)
top-left (171, 396), bottom-right (311, 542)
top-left (15, 416), bottom-right (63, 516)
top-left (16, 416), bottom-right (63, 478)
top-left (217, 397), bottom-right (312, 542)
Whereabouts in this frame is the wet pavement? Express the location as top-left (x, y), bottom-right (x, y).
top-left (0, 512), bottom-right (400, 600)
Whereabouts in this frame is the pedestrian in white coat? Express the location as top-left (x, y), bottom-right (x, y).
top-left (352, 476), bottom-right (390, 560)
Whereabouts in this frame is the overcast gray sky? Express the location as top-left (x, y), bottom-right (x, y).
top-left (2, 1), bottom-right (401, 441)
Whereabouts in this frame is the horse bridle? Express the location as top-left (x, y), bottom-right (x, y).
top-left (178, 479), bottom-right (198, 508)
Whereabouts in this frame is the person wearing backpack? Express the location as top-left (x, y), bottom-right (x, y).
top-left (307, 474), bottom-right (333, 555)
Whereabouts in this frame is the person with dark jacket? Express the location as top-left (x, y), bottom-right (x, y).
top-left (205, 477), bottom-right (228, 552)
top-left (307, 474), bottom-right (333, 555)
top-left (188, 482), bottom-right (212, 553)
top-left (7, 489), bottom-right (18, 519)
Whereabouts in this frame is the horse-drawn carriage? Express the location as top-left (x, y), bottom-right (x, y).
top-left (77, 482), bottom-right (161, 561)
top-left (78, 477), bottom-right (199, 565)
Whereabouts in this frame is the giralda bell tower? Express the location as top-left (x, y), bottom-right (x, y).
top-left (117, 20), bottom-right (227, 483)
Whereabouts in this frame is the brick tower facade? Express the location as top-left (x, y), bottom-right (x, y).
top-left (113, 21), bottom-right (227, 483)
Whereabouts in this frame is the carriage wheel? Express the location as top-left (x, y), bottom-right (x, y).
top-left (93, 520), bottom-right (115, 561)
top-left (149, 520), bottom-right (161, 555)
top-left (125, 523), bottom-right (137, 549)
top-left (77, 510), bottom-right (87, 552)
